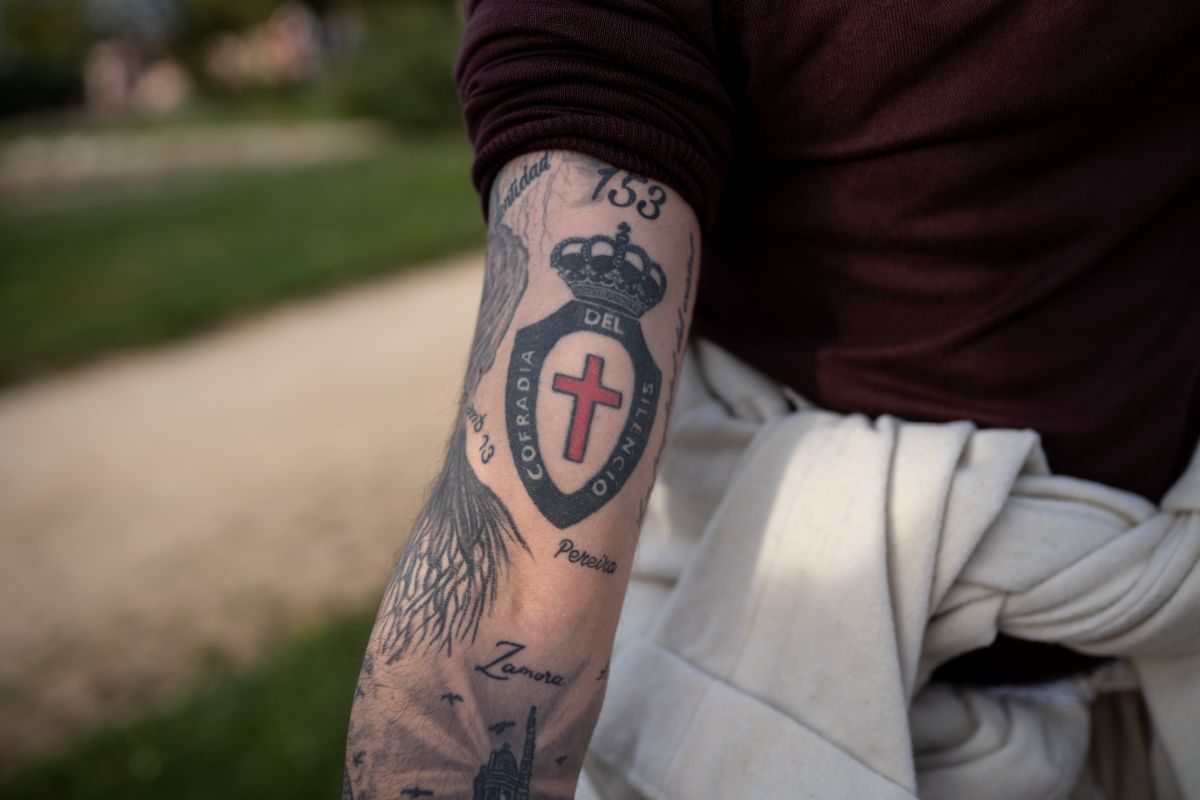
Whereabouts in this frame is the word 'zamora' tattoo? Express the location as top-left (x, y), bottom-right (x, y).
top-left (506, 222), bottom-right (664, 528)
top-left (554, 538), bottom-right (618, 574)
top-left (379, 222), bottom-right (531, 659)
top-left (474, 706), bottom-right (538, 800)
top-left (475, 640), bottom-right (567, 687)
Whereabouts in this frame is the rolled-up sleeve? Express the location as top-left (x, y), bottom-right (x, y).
top-left (455, 0), bottom-right (734, 225)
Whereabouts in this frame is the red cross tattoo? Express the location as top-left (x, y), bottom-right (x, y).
top-left (552, 354), bottom-right (623, 463)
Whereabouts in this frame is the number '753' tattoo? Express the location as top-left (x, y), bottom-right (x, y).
top-left (506, 222), bottom-right (665, 528)
top-left (591, 167), bottom-right (668, 220)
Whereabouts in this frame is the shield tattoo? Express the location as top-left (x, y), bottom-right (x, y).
top-left (505, 223), bottom-right (666, 529)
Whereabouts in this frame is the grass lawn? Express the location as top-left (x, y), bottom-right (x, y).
top-left (0, 609), bottom-right (374, 799)
top-left (0, 133), bottom-right (483, 385)
top-left (0, 92), bottom-right (348, 142)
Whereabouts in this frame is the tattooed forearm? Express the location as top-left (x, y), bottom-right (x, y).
top-left (345, 150), bottom-right (699, 799)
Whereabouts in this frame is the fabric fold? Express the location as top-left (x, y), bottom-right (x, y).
top-left (585, 340), bottom-right (1200, 799)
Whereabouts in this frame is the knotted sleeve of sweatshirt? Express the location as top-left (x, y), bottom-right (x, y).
top-left (455, 0), bottom-right (735, 226)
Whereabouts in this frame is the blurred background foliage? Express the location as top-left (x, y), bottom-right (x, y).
top-left (327, 1), bottom-right (461, 130)
top-left (0, 0), bottom-right (476, 796)
top-left (1, 0), bottom-right (477, 382)
top-left (1, 0), bottom-right (462, 129)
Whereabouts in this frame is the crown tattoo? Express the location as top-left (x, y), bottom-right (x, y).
top-left (550, 223), bottom-right (666, 318)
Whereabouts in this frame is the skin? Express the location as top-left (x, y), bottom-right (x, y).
top-left (343, 150), bottom-right (699, 799)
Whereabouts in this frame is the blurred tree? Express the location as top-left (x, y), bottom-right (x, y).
top-left (325, 0), bottom-right (462, 132)
top-left (0, 0), bottom-right (90, 114)
top-left (174, 0), bottom-right (280, 40)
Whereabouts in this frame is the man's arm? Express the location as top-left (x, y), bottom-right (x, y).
top-left (344, 150), bottom-right (699, 799)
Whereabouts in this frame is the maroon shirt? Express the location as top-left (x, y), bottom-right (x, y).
top-left (457, 0), bottom-right (1200, 682)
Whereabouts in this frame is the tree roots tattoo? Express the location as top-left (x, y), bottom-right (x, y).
top-left (379, 222), bottom-right (531, 660)
top-left (381, 432), bottom-right (528, 660)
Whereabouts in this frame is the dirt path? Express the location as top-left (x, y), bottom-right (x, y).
top-left (0, 253), bottom-right (482, 769)
top-left (1, 120), bottom-right (390, 199)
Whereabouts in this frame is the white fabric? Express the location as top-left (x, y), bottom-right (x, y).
top-left (581, 341), bottom-right (1200, 800)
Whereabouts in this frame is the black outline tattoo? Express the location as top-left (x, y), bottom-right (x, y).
top-left (488, 720), bottom-right (517, 735)
top-left (400, 788), bottom-right (434, 798)
top-left (379, 219), bottom-right (532, 659)
top-left (506, 223), bottom-right (665, 528)
top-left (341, 767), bottom-right (354, 800)
top-left (440, 692), bottom-right (464, 707)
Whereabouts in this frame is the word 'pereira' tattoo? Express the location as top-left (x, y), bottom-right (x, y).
top-left (554, 538), bottom-right (618, 574)
top-left (379, 221), bottom-right (532, 659)
top-left (591, 167), bottom-right (669, 220)
top-left (475, 641), bottom-right (567, 687)
top-left (506, 223), bottom-right (664, 528)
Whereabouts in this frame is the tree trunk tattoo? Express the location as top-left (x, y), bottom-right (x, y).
top-left (378, 222), bottom-right (531, 659)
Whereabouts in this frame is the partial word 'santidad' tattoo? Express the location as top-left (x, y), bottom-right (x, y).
top-left (379, 222), bottom-right (531, 660)
top-left (591, 168), bottom-right (668, 220)
top-left (495, 152), bottom-right (550, 225)
top-left (506, 223), bottom-right (665, 528)
top-left (475, 641), bottom-right (567, 687)
top-left (474, 706), bottom-right (538, 799)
